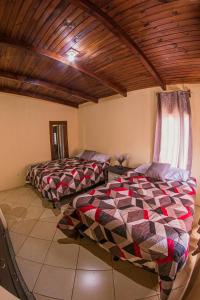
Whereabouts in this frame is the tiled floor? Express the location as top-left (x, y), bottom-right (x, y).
top-left (0, 185), bottom-right (199, 300)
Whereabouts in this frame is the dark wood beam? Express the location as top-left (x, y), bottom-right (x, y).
top-left (73, 0), bottom-right (166, 90)
top-left (0, 87), bottom-right (78, 108)
top-left (0, 36), bottom-right (127, 97)
top-left (0, 70), bottom-right (98, 103)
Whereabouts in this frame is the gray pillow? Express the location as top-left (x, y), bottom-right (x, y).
top-left (81, 150), bottom-right (96, 161)
top-left (145, 162), bottom-right (171, 180)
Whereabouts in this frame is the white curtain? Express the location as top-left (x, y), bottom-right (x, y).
top-left (154, 91), bottom-right (192, 172)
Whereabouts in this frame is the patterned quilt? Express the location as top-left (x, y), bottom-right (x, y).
top-left (58, 170), bottom-right (196, 300)
top-left (26, 157), bottom-right (109, 205)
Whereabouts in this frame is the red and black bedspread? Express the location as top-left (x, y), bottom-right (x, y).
top-left (58, 170), bottom-right (196, 300)
top-left (26, 157), bottom-right (109, 205)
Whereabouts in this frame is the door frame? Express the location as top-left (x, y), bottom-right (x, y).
top-left (49, 121), bottom-right (69, 160)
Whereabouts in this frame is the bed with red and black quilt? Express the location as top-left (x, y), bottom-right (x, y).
top-left (26, 157), bottom-right (109, 207)
top-left (58, 170), bottom-right (196, 300)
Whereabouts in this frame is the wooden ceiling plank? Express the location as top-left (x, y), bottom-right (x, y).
top-left (0, 87), bottom-right (78, 108)
top-left (114, 2), bottom-right (198, 27)
top-left (23, 0), bottom-right (52, 42)
top-left (34, 0), bottom-right (70, 47)
top-left (46, 7), bottom-right (83, 51)
top-left (128, 19), bottom-right (200, 42)
top-left (59, 18), bottom-right (99, 55)
top-left (137, 29), bottom-right (200, 49)
top-left (0, 70), bottom-right (98, 103)
top-left (5, 0), bottom-right (24, 36)
top-left (10, 0), bottom-right (33, 39)
top-left (0, 36), bottom-right (127, 97)
top-left (0, 1), bottom-right (12, 34)
top-left (27, 0), bottom-right (61, 44)
top-left (124, 11), bottom-right (200, 36)
top-left (73, 0), bottom-right (166, 90)
top-left (19, 0), bottom-right (44, 41)
top-left (37, 3), bottom-right (75, 49)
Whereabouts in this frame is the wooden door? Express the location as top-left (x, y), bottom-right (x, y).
top-left (49, 121), bottom-right (69, 160)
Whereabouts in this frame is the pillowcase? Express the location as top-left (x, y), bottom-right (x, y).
top-left (92, 152), bottom-right (110, 163)
top-left (145, 162), bottom-right (171, 180)
top-left (75, 151), bottom-right (84, 158)
top-left (80, 150), bottom-right (96, 161)
top-left (134, 163), bottom-right (151, 174)
top-left (165, 167), bottom-right (189, 182)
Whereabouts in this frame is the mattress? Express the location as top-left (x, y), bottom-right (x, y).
top-left (58, 170), bottom-right (196, 299)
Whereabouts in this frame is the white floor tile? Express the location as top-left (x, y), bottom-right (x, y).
top-left (34, 265), bottom-right (75, 299)
top-left (113, 270), bottom-right (157, 300)
top-left (11, 218), bottom-right (38, 235)
top-left (16, 257), bottom-right (42, 291)
top-left (9, 231), bottom-right (27, 254)
top-left (77, 246), bottom-right (112, 270)
top-left (30, 221), bottom-right (57, 240)
top-left (39, 209), bottom-right (62, 223)
top-left (72, 270), bottom-right (114, 300)
top-left (44, 241), bottom-right (79, 269)
top-left (17, 237), bottom-right (51, 263)
top-left (22, 206), bottom-right (45, 220)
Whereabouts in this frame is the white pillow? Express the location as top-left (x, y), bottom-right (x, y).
top-left (92, 153), bottom-right (110, 163)
top-left (165, 167), bottom-right (189, 181)
top-left (75, 151), bottom-right (84, 158)
top-left (134, 163), bottom-right (151, 174)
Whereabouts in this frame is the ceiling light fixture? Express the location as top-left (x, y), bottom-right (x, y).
top-left (67, 49), bottom-right (79, 62)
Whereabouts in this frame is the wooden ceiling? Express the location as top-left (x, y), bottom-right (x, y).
top-left (0, 0), bottom-right (200, 108)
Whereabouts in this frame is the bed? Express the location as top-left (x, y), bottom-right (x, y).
top-left (58, 170), bottom-right (196, 300)
top-left (26, 155), bottom-right (109, 207)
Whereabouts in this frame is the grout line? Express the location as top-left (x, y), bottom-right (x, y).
top-left (70, 243), bottom-right (81, 300)
top-left (75, 267), bottom-right (112, 272)
top-left (30, 212), bottom-right (62, 293)
top-left (136, 295), bottom-right (160, 300)
top-left (11, 230), bottom-right (51, 242)
top-left (112, 266), bottom-right (116, 300)
top-left (34, 292), bottom-right (63, 300)
top-left (12, 202), bottom-right (57, 294)
top-left (14, 233), bottom-right (29, 256)
top-left (31, 239), bottom-right (54, 293)
top-left (16, 256), bottom-right (115, 271)
top-left (16, 255), bottom-right (62, 269)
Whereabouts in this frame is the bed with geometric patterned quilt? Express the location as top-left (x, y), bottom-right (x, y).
top-left (26, 157), bottom-right (109, 207)
top-left (58, 170), bottom-right (196, 300)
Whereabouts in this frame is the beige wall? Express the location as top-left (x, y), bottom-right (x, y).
top-left (79, 84), bottom-right (200, 202)
top-left (79, 87), bottom-right (161, 166)
top-left (1, 84), bottom-right (200, 201)
top-left (189, 84), bottom-right (200, 199)
top-left (0, 92), bottom-right (79, 191)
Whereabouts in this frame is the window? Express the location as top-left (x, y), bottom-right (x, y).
top-left (154, 91), bottom-right (192, 172)
top-left (49, 121), bottom-right (69, 160)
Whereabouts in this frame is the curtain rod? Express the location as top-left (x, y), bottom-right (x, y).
top-left (158, 89), bottom-right (191, 97)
